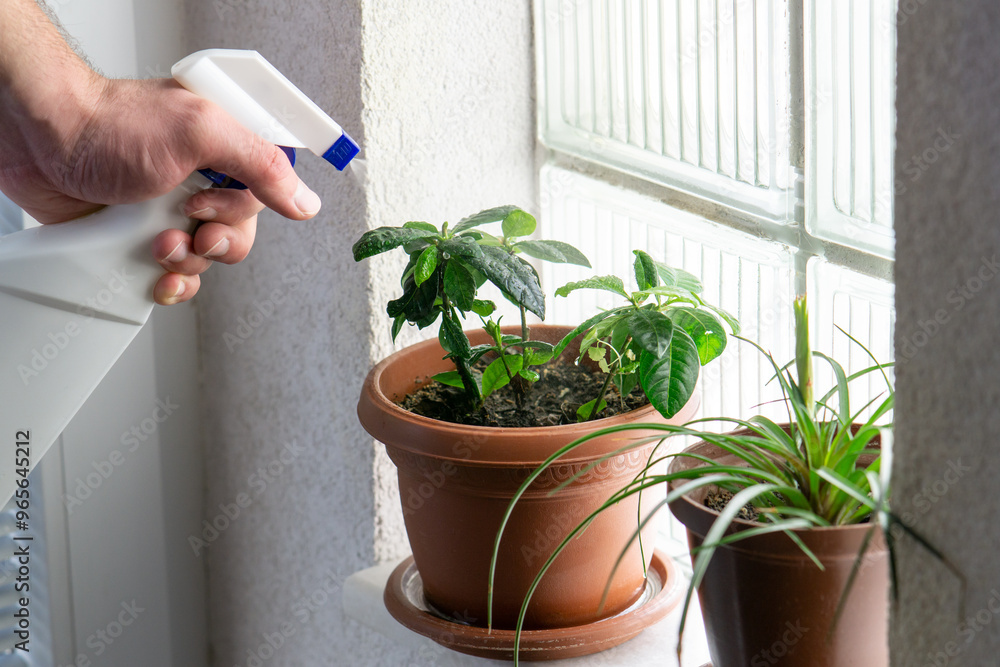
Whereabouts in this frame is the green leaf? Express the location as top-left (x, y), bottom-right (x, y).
top-left (638, 328), bottom-right (700, 418)
top-left (501, 209), bottom-right (536, 238)
top-left (627, 309), bottom-right (674, 357)
top-left (352, 227), bottom-right (437, 261)
top-left (391, 314), bottom-right (405, 341)
top-left (615, 371), bottom-right (638, 398)
top-left (458, 229), bottom-right (504, 246)
top-left (586, 346), bottom-right (606, 362)
top-left (703, 303), bottom-right (741, 334)
top-left (452, 205), bottom-right (520, 234)
top-left (481, 355), bottom-right (524, 397)
top-left (554, 276), bottom-right (629, 299)
top-left (633, 250), bottom-right (659, 291)
top-left (414, 245), bottom-right (439, 286)
top-left (444, 241), bottom-right (546, 318)
top-left (443, 261), bottom-right (475, 311)
top-left (432, 370), bottom-right (465, 388)
top-left (471, 299), bottom-right (496, 317)
top-left (667, 308), bottom-right (728, 365)
top-left (403, 221), bottom-right (439, 233)
top-left (633, 286), bottom-right (701, 305)
top-left (551, 307), bottom-right (628, 359)
top-left (514, 240), bottom-right (591, 267)
top-left (653, 260), bottom-right (703, 293)
top-left (525, 349), bottom-right (554, 366)
top-left (576, 398), bottom-right (607, 422)
top-left (519, 368), bottom-right (540, 382)
top-left (439, 315), bottom-right (471, 358)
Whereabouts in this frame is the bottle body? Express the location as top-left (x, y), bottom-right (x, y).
top-left (0, 174), bottom-right (210, 501)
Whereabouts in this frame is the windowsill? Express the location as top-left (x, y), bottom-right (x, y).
top-left (343, 556), bottom-right (712, 666)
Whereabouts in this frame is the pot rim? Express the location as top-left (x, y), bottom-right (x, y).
top-left (357, 324), bottom-right (700, 465)
top-left (666, 427), bottom-right (887, 552)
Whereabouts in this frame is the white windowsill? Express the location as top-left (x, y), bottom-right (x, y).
top-left (342, 556), bottom-right (712, 667)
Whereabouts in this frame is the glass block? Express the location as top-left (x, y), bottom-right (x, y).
top-left (808, 258), bottom-right (895, 424)
top-left (538, 164), bottom-right (796, 430)
top-left (805, 0), bottom-right (896, 258)
top-left (537, 0), bottom-right (794, 222)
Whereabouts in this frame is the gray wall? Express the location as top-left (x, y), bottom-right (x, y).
top-left (185, 0), bottom-right (535, 664)
top-left (892, 1), bottom-right (1000, 664)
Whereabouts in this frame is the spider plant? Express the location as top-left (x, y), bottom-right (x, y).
top-left (489, 295), bottom-right (953, 663)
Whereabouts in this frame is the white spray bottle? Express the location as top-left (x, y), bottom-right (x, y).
top-left (0, 49), bottom-right (358, 504)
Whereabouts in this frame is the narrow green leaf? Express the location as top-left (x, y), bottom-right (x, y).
top-left (633, 286), bottom-right (701, 305)
top-left (432, 370), bottom-right (465, 388)
top-left (514, 240), bottom-right (591, 267)
top-left (628, 309), bottom-right (674, 357)
top-left (633, 250), bottom-right (659, 291)
top-left (501, 209), bottom-right (536, 238)
top-left (704, 303), bottom-right (741, 335)
top-left (452, 205), bottom-right (520, 234)
top-left (653, 260), bottom-right (703, 293)
top-left (352, 227), bottom-right (437, 261)
top-left (482, 355), bottom-right (524, 397)
top-left (443, 261), bottom-right (475, 311)
top-left (391, 314), bottom-right (405, 341)
top-left (414, 245), bottom-right (439, 286)
top-left (638, 328), bottom-right (700, 418)
top-left (667, 308), bottom-right (728, 365)
top-left (403, 221), bottom-right (439, 233)
top-left (458, 229), bottom-right (504, 246)
top-left (554, 275), bottom-right (629, 299)
top-left (438, 315), bottom-right (471, 358)
top-left (551, 307), bottom-right (628, 359)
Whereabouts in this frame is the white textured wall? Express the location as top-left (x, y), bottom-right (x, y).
top-left (185, 0), bottom-right (535, 664)
top-left (892, 1), bottom-right (1000, 665)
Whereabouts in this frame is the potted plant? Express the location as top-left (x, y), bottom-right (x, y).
top-left (353, 205), bottom-right (737, 654)
top-left (493, 295), bottom-right (949, 665)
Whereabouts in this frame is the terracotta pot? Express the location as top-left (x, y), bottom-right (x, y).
top-left (358, 324), bottom-right (698, 630)
top-left (667, 432), bottom-right (889, 667)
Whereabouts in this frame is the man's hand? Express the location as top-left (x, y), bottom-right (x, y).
top-left (0, 0), bottom-right (322, 305)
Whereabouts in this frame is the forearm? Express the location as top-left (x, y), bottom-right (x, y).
top-left (0, 0), bottom-right (99, 161)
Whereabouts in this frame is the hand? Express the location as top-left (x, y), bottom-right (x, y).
top-left (0, 0), bottom-right (322, 305)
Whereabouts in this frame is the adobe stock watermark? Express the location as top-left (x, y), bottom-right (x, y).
top-left (188, 440), bottom-right (306, 556)
top-left (223, 237), bottom-right (338, 353)
top-left (232, 568), bottom-right (344, 667)
top-left (57, 599), bottom-right (145, 667)
top-left (750, 619), bottom-right (809, 666)
top-left (898, 255), bottom-right (1000, 363)
top-left (519, 510), bottom-right (579, 567)
top-left (923, 589), bottom-right (1000, 667)
top-left (17, 267), bottom-right (136, 386)
top-left (63, 397), bottom-right (180, 514)
top-left (400, 432), bottom-right (487, 517)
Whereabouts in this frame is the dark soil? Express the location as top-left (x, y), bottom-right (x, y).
top-left (705, 488), bottom-right (762, 522)
top-left (399, 356), bottom-right (649, 427)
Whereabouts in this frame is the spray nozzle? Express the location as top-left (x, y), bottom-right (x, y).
top-left (171, 49), bottom-right (359, 188)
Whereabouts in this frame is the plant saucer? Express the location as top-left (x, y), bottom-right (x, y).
top-left (383, 549), bottom-right (682, 661)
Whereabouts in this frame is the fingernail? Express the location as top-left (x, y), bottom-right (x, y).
top-left (294, 181), bottom-right (322, 216)
top-left (188, 207), bottom-right (218, 221)
top-left (202, 237), bottom-right (230, 258)
top-left (163, 241), bottom-right (188, 263)
top-left (171, 281), bottom-right (187, 300)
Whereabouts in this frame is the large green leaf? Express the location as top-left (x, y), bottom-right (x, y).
top-left (638, 328), bottom-right (700, 418)
top-left (443, 261), bottom-right (476, 311)
top-left (554, 275), bottom-right (629, 299)
top-left (627, 309), bottom-right (674, 357)
top-left (352, 227), bottom-right (437, 261)
top-left (444, 240), bottom-right (546, 318)
top-left (514, 240), bottom-right (591, 267)
top-left (414, 245), bottom-right (439, 286)
top-left (667, 308), bottom-right (728, 365)
top-left (501, 209), bottom-right (536, 238)
top-left (452, 205), bottom-right (520, 234)
top-left (633, 250), bottom-right (659, 291)
top-left (482, 355), bottom-right (524, 397)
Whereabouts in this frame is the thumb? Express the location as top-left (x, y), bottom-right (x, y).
top-left (202, 122), bottom-right (322, 220)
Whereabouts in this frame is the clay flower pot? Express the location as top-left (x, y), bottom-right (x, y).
top-left (667, 434), bottom-right (889, 667)
top-left (358, 324), bottom-right (697, 631)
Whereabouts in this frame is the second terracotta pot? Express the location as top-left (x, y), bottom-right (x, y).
top-left (668, 434), bottom-right (889, 667)
top-left (358, 325), bottom-right (698, 630)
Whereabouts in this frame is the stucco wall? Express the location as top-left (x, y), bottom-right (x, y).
top-left (185, 0), bottom-right (535, 664)
top-left (892, 1), bottom-right (1000, 664)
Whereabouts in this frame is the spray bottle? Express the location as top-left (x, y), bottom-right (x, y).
top-left (0, 49), bottom-right (358, 504)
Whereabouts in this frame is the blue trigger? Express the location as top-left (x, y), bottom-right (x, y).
top-left (198, 146), bottom-right (297, 190)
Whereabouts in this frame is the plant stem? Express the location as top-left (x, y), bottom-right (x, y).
top-left (586, 369), bottom-right (615, 421)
